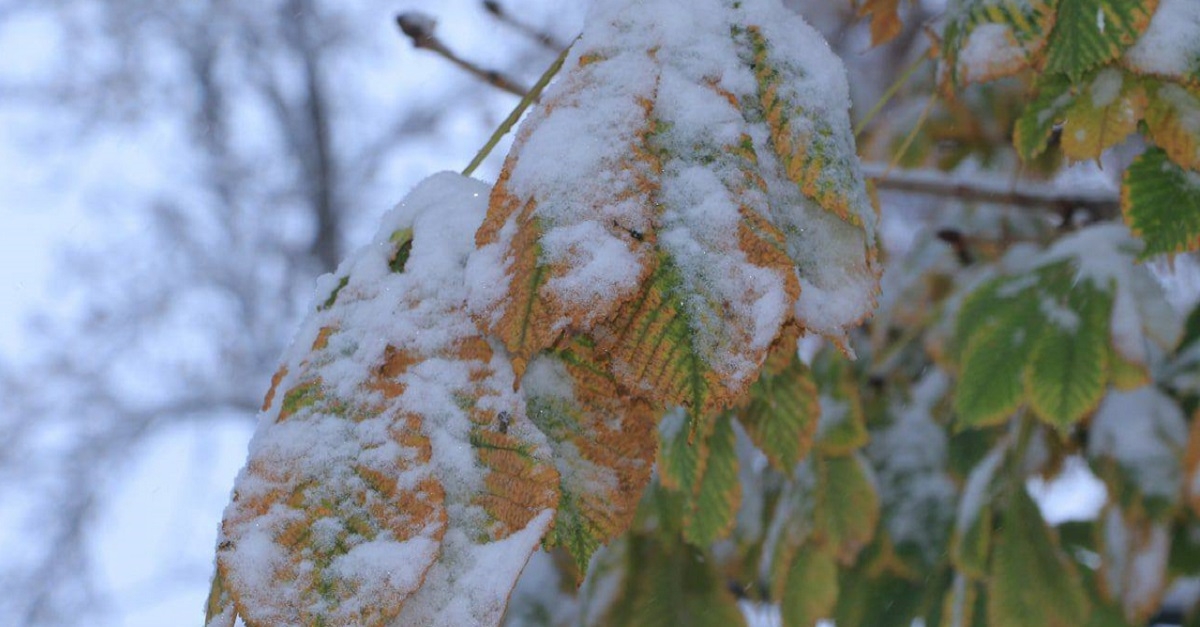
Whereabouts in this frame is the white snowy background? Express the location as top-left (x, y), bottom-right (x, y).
top-left (0, 0), bottom-right (1132, 625)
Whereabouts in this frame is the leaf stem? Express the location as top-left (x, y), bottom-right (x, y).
top-left (462, 41), bottom-right (574, 177)
top-left (854, 53), bottom-right (930, 139)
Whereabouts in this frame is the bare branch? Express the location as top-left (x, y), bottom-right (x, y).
top-left (482, 0), bottom-right (568, 53)
top-left (396, 12), bottom-right (531, 98)
top-left (864, 163), bottom-right (1121, 221)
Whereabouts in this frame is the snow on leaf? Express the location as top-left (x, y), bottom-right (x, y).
top-left (522, 341), bottom-right (657, 575)
top-left (1097, 506), bottom-right (1172, 624)
top-left (475, 0), bottom-right (876, 412)
top-left (1042, 0), bottom-right (1157, 81)
top-left (1142, 79), bottom-right (1200, 171)
top-left (939, 0), bottom-right (1057, 89)
top-left (736, 327), bottom-right (821, 471)
top-left (780, 544), bottom-right (840, 627)
top-left (1025, 263), bottom-right (1113, 432)
top-left (1059, 68), bottom-right (1148, 161)
top-left (954, 225), bottom-right (1178, 430)
top-left (987, 488), bottom-right (1091, 627)
top-left (1122, 146), bottom-right (1200, 256)
top-left (1122, 0), bottom-right (1200, 82)
top-left (1087, 386), bottom-right (1187, 515)
top-left (211, 174), bottom-right (559, 627)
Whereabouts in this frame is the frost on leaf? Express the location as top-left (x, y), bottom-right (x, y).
top-left (522, 341), bottom-right (657, 574)
top-left (473, 0), bottom-right (878, 415)
top-left (209, 174), bottom-right (558, 627)
top-left (952, 225), bottom-right (1179, 430)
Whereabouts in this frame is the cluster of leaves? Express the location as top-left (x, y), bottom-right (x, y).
top-left (206, 0), bottom-right (1200, 625)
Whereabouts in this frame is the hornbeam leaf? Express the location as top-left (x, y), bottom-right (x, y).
top-left (1122, 0), bottom-right (1200, 84)
top-left (1122, 147), bottom-right (1200, 256)
top-left (1025, 263), bottom-right (1113, 431)
top-left (1088, 387), bottom-right (1188, 518)
top-left (1097, 507), bottom-right (1172, 624)
top-left (1043, 0), bottom-right (1157, 81)
top-left (682, 413), bottom-right (742, 547)
top-left (211, 174), bottom-right (559, 627)
top-left (1142, 79), bottom-right (1200, 172)
top-left (737, 329), bottom-right (821, 470)
top-left (1013, 73), bottom-right (1074, 161)
top-left (813, 453), bottom-right (881, 563)
top-left (939, 0), bottom-right (1056, 88)
top-left (601, 534), bottom-right (748, 627)
top-left (1059, 69), bottom-right (1148, 161)
top-left (474, 0), bottom-right (880, 415)
top-left (780, 544), bottom-right (840, 627)
top-left (812, 351), bottom-right (869, 456)
top-left (522, 342), bottom-right (658, 574)
top-left (988, 488), bottom-right (1091, 627)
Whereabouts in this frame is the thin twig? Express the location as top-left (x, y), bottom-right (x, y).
top-left (396, 12), bottom-right (530, 98)
top-left (864, 163), bottom-right (1121, 220)
top-left (482, 0), bottom-right (569, 53)
top-left (462, 40), bottom-right (574, 177)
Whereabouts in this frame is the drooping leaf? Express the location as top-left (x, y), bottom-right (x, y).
top-left (1042, 0), bottom-right (1157, 81)
top-left (1122, 0), bottom-right (1200, 84)
top-left (988, 488), bottom-right (1091, 626)
top-left (951, 444), bottom-right (1007, 581)
top-left (682, 413), bottom-right (742, 547)
top-left (523, 342), bottom-right (658, 575)
top-left (812, 351), bottom-right (869, 455)
top-left (601, 534), bottom-right (748, 627)
top-left (1096, 506), bottom-right (1173, 624)
top-left (1058, 69), bottom-right (1148, 161)
top-left (1142, 79), bottom-right (1200, 171)
top-left (813, 453), bottom-right (881, 563)
top-left (1025, 263), bottom-right (1113, 431)
top-left (736, 329), bottom-right (821, 471)
top-left (1122, 147), bottom-right (1200, 256)
top-left (1013, 73), bottom-right (1074, 160)
top-left (780, 544), bottom-right (840, 627)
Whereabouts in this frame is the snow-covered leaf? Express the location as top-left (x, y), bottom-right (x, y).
top-left (1097, 506), bottom-right (1172, 624)
top-left (1141, 79), bottom-right (1200, 171)
top-left (473, 0), bottom-right (877, 415)
top-left (210, 174), bottom-right (559, 627)
top-left (1122, 0), bottom-right (1200, 83)
top-left (939, 0), bottom-right (1056, 88)
top-left (1088, 386), bottom-right (1187, 518)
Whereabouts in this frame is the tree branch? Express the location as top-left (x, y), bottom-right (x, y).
top-left (863, 163), bottom-right (1121, 220)
top-left (396, 12), bottom-right (530, 98)
top-left (482, 0), bottom-right (568, 53)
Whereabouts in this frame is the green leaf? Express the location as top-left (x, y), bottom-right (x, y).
top-left (1142, 79), bottom-right (1200, 172)
top-left (988, 488), bottom-right (1091, 626)
top-left (1014, 73), bottom-right (1074, 161)
top-left (738, 335), bottom-right (821, 470)
top-left (1043, 0), bottom-right (1156, 81)
top-left (1121, 146), bottom-right (1200, 256)
top-left (682, 414), bottom-right (742, 547)
top-left (1025, 264), bottom-right (1113, 431)
top-left (955, 294), bottom-right (1043, 428)
top-left (814, 454), bottom-right (881, 563)
top-left (658, 409), bottom-right (710, 493)
top-left (780, 545), bottom-right (839, 627)
top-left (602, 534), bottom-right (748, 627)
top-left (953, 503), bottom-right (994, 580)
top-left (812, 351), bottom-right (869, 455)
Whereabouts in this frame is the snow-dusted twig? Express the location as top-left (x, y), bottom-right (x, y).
top-left (864, 163), bottom-right (1121, 220)
top-left (396, 12), bottom-right (531, 98)
top-left (482, 1), bottom-right (570, 53)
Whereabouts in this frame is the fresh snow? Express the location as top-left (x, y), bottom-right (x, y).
top-left (1088, 386), bottom-right (1187, 501)
top-left (1124, 0), bottom-right (1200, 79)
